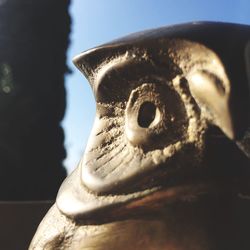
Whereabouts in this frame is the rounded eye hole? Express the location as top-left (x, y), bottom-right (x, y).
top-left (138, 101), bottom-right (161, 128)
top-left (125, 83), bottom-right (166, 149)
top-left (125, 83), bottom-right (188, 151)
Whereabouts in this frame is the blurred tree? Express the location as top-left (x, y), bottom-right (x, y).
top-left (0, 0), bottom-right (70, 200)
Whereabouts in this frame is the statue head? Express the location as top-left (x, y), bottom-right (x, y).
top-left (55, 22), bottom-right (250, 220)
top-left (30, 22), bottom-right (250, 250)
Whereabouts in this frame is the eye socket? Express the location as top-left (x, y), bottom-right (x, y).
top-left (138, 101), bottom-right (160, 128)
top-left (125, 83), bottom-right (188, 151)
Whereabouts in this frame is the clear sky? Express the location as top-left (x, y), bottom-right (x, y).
top-left (63, 0), bottom-right (250, 173)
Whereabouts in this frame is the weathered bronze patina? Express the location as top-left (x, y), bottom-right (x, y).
top-left (30, 22), bottom-right (250, 250)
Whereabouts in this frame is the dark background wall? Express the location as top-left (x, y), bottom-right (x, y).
top-left (0, 0), bottom-right (70, 200)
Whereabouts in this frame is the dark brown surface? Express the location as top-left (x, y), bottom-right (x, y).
top-left (0, 201), bottom-right (53, 250)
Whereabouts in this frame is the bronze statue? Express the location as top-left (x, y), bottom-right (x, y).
top-left (30, 22), bottom-right (250, 250)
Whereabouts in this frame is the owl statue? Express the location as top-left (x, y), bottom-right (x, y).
top-left (30, 22), bottom-right (250, 250)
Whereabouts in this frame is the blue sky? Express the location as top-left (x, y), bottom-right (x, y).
top-left (63, 0), bottom-right (250, 173)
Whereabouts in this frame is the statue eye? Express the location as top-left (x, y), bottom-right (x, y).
top-left (138, 101), bottom-right (161, 128)
top-left (125, 83), bottom-right (166, 150)
top-left (125, 83), bottom-right (188, 151)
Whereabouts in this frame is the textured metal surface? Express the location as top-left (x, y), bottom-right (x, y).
top-left (30, 22), bottom-right (250, 249)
